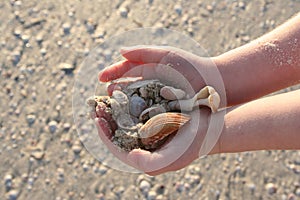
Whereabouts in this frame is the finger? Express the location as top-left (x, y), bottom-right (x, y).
top-left (120, 45), bottom-right (172, 63)
top-left (127, 149), bottom-right (163, 172)
top-left (99, 60), bottom-right (142, 82)
top-left (96, 117), bottom-right (113, 139)
top-left (121, 46), bottom-right (205, 91)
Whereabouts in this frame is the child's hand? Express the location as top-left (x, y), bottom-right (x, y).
top-left (97, 46), bottom-right (219, 175)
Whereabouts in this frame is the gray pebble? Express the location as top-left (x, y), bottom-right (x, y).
top-left (48, 121), bottom-right (58, 133)
top-left (72, 142), bottom-right (82, 154)
top-left (62, 23), bottom-right (71, 34)
top-left (11, 51), bottom-right (21, 65)
top-left (82, 163), bottom-right (89, 171)
top-left (8, 189), bottom-right (19, 200)
top-left (295, 187), bottom-right (300, 196)
top-left (139, 180), bottom-right (151, 194)
top-left (21, 34), bottom-right (30, 43)
top-left (13, 29), bottom-right (22, 37)
top-left (119, 7), bottom-right (128, 18)
top-left (40, 48), bottom-right (47, 56)
top-left (147, 190), bottom-right (157, 200)
top-left (98, 165), bottom-right (108, 175)
top-left (85, 19), bottom-right (96, 33)
top-left (265, 183), bottom-right (277, 195)
top-left (4, 174), bottom-right (13, 191)
top-left (26, 114), bottom-right (36, 125)
top-left (57, 168), bottom-right (64, 183)
top-left (35, 34), bottom-right (43, 44)
top-left (174, 5), bottom-right (182, 15)
top-left (63, 123), bottom-right (71, 131)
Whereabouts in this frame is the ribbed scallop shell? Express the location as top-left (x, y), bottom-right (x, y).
top-left (139, 112), bottom-right (190, 146)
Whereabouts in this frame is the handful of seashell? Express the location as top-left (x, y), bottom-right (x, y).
top-left (87, 79), bottom-right (220, 152)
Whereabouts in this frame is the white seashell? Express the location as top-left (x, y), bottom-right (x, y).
top-left (139, 87), bottom-right (148, 98)
top-left (160, 86), bottom-right (186, 100)
top-left (168, 86), bottom-right (220, 113)
top-left (139, 105), bottom-right (166, 121)
top-left (138, 112), bottom-right (191, 146)
top-left (129, 95), bottom-right (147, 117)
top-left (116, 114), bottom-right (139, 131)
top-left (110, 98), bottom-right (121, 116)
top-left (112, 90), bottom-right (128, 105)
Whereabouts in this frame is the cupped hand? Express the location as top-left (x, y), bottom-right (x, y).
top-left (96, 46), bottom-right (220, 175)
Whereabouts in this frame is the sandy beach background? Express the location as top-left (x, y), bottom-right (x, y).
top-left (1, 0), bottom-right (300, 199)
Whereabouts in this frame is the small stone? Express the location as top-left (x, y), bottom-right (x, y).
top-left (40, 48), bottom-right (47, 56)
top-left (175, 182), bottom-right (184, 193)
top-left (21, 34), bottom-right (30, 43)
top-left (82, 163), bottom-right (89, 171)
top-left (28, 177), bottom-right (34, 185)
top-left (147, 190), bottom-right (157, 200)
top-left (62, 23), bottom-right (71, 34)
top-left (139, 180), bottom-right (151, 194)
top-left (4, 174), bottom-right (13, 190)
top-left (200, 8), bottom-right (210, 17)
top-left (58, 63), bottom-right (75, 73)
top-left (72, 142), bottom-right (82, 154)
top-left (119, 7), bottom-right (128, 18)
top-left (35, 34), bottom-right (43, 43)
top-left (48, 121), bottom-right (58, 133)
top-left (98, 165), bottom-right (108, 175)
top-left (295, 187), bottom-right (300, 196)
top-left (241, 35), bottom-right (250, 43)
top-left (57, 168), bottom-right (64, 176)
top-left (31, 150), bottom-right (45, 160)
top-left (57, 168), bottom-right (64, 182)
top-left (26, 114), bottom-right (36, 125)
top-left (206, 5), bottom-right (214, 12)
top-left (85, 18), bottom-right (96, 33)
top-left (174, 5), bottom-right (182, 15)
top-left (8, 189), bottom-right (19, 200)
top-left (13, 29), bottom-right (22, 37)
top-left (11, 51), bottom-right (21, 64)
top-left (288, 194), bottom-right (296, 200)
top-left (247, 183), bottom-right (256, 193)
top-left (238, 2), bottom-right (246, 9)
top-left (265, 183), bottom-right (277, 195)
top-left (45, 178), bottom-right (50, 185)
top-left (93, 28), bottom-right (106, 39)
top-left (63, 123), bottom-right (71, 131)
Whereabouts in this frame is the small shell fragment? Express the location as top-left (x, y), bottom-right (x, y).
top-left (139, 112), bottom-right (191, 146)
top-left (160, 86), bottom-right (186, 100)
top-left (112, 90), bottom-right (128, 105)
top-left (116, 114), bottom-right (138, 131)
top-left (139, 105), bottom-right (166, 121)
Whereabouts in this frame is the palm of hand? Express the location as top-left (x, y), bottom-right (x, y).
top-left (97, 46), bottom-right (216, 175)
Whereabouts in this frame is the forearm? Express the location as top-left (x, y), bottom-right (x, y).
top-left (213, 89), bottom-right (300, 154)
top-left (213, 13), bottom-right (300, 106)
